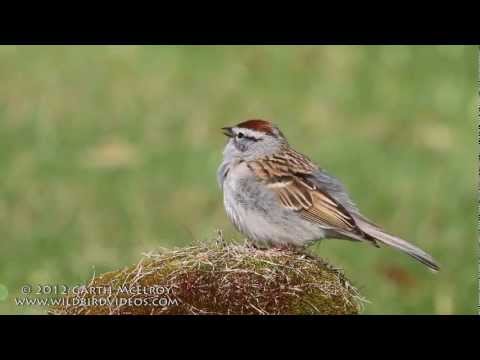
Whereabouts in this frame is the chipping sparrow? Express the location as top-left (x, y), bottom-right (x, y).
top-left (217, 119), bottom-right (439, 271)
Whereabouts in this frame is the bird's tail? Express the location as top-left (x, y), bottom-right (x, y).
top-left (354, 215), bottom-right (440, 272)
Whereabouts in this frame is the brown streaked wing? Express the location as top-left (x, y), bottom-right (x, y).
top-left (247, 155), bottom-right (358, 232)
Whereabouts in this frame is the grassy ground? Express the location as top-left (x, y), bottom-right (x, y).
top-left (0, 45), bottom-right (476, 314)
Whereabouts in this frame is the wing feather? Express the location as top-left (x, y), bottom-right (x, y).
top-left (247, 151), bottom-right (360, 233)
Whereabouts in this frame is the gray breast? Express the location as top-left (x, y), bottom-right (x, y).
top-left (221, 162), bottom-right (326, 247)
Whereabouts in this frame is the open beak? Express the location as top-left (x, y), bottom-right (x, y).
top-left (222, 126), bottom-right (233, 138)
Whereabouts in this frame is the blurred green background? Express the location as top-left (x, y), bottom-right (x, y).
top-left (0, 46), bottom-right (476, 314)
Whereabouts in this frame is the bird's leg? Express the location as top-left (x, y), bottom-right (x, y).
top-left (244, 238), bottom-right (260, 249)
top-left (215, 229), bottom-right (227, 247)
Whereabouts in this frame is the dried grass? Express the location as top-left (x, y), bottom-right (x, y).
top-left (50, 237), bottom-right (365, 315)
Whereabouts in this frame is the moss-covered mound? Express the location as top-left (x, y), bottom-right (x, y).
top-left (50, 242), bottom-right (364, 315)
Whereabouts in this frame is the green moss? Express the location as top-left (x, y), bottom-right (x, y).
top-left (50, 242), bottom-right (365, 315)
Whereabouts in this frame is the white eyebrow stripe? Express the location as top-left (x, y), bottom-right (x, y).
top-left (233, 127), bottom-right (265, 138)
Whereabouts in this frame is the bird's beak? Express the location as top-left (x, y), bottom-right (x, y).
top-left (222, 127), bottom-right (233, 138)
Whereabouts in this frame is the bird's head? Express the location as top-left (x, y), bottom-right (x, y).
top-left (221, 119), bottom-right (287, 161)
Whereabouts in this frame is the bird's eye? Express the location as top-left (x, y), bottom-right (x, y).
top-left (237, 132), bottom-right (244, 139)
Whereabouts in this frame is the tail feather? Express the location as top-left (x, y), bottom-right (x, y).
top-left (354, 216), bottom-right (440, 272)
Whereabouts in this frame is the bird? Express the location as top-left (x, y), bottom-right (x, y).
top-left (217, 119), bottom-right (439, 271)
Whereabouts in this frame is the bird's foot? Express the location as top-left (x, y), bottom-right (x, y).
top-left (272, 244), bottom-right (300, 253)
